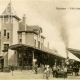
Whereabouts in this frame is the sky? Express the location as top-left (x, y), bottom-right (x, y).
top-left (0, 0), bottom-right (80, 58)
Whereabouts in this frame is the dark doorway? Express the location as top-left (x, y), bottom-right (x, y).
top-left (0, 59), bottom-right (4, 71)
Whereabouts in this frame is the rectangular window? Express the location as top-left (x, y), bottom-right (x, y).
top-left (4, 44), bottom-right (9, 51)
top-left (19, 39), bottom-right (22, 43)
top-left (7, 32), bottom-right (9, 39)
top-left (38, 41), bottom-right (40, 48)
top-left (34, 39), bottom-right (36, 47)
top-left (4, 29), bottom-right (6, 36)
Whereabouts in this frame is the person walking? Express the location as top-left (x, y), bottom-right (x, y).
top-left (63, 66), bottom-right (67, 78)
top-left (34, 64), bottom-right (38, 74)
top-left (10, 65), bottom-right (14, 76)
top-left (52, 65), bottom-right (57, 77)
top-left (75, 65), bottom-right (79, 76)
top-left (43, 65), bottom-right (50, 80)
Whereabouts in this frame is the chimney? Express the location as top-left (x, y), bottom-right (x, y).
top-left (22, 14), bottom-right (26, 30)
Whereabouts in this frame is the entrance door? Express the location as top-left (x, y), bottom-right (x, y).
top-left (0, 59), bottom-right (4, 71)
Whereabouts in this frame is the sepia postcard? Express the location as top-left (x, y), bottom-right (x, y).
top-left (0, 0), bottom-right (80, 80)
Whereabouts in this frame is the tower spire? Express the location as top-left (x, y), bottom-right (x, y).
top-left (2, 0), bottom-right (15, 16)
top-left (10, 0), bottom-right (12, 14)
top-left (1, 1), bottom-right (20, 21)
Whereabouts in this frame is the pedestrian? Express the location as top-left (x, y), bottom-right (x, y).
top-left (73, 65), bottom-right (79, 76)
top-left (63, 66), bottom-right (67, 78)
top-left (43, 66), bottom-right (47, 78)
top-left (43, 65), bottom-right (50, 80)
top-left (52, 65), bottom-right (57, 77)
top-left (34, 64), bottom-right (38, 74)
top-left (10, 65), bottom-right (14, 76)
top-left (73, 66), bottom-right (76, 75)
top-left (75, 65), bottom-right (79, 76)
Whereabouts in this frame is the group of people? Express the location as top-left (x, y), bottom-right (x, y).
top-left (34, 64), bottom-right (67, 79)
top-left (33, 64), bottom-right (80, 79)
top-left (52, 65), bottom-right (67, 78)
top-left (72, 65), bottom-right (79, 76)
top-left (43, 65), bottom-right (67, 79)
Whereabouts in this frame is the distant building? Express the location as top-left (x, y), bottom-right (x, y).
top-left (0, 2), bottom-right (63, 69)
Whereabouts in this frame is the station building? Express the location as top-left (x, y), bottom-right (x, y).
top-left (0, 2), bottom-right (65, 70)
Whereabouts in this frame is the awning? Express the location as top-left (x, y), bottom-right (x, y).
top-left (67, 48), bottom-right (80, 59)
top-left (9, 44), bottom-right (64, 59)
top-left (9, 44), bottom-right (28, 50)
top-left (68, 51), bottom-right (80, 62)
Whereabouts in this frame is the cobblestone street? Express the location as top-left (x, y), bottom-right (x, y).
top-left (0, 70), bottom-right (80, 80)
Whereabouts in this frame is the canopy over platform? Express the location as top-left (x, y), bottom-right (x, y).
top-left (9, 44), bottom-right (64, 59)
top-left (67, 48), bottom-right (80, 59)
top-left (68, 51), bottom-right (80, 62)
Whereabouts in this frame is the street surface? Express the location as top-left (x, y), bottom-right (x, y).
top-left (0, 70), bottom-right (80, 80)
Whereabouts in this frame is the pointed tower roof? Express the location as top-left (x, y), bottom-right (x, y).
top-left (2, 2), bottom-right (15, 15)
top-left (0, 2), bottom-right (20, 20)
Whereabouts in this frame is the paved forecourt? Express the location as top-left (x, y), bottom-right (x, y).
top-left (0, 70), bottom-right (80, 80)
